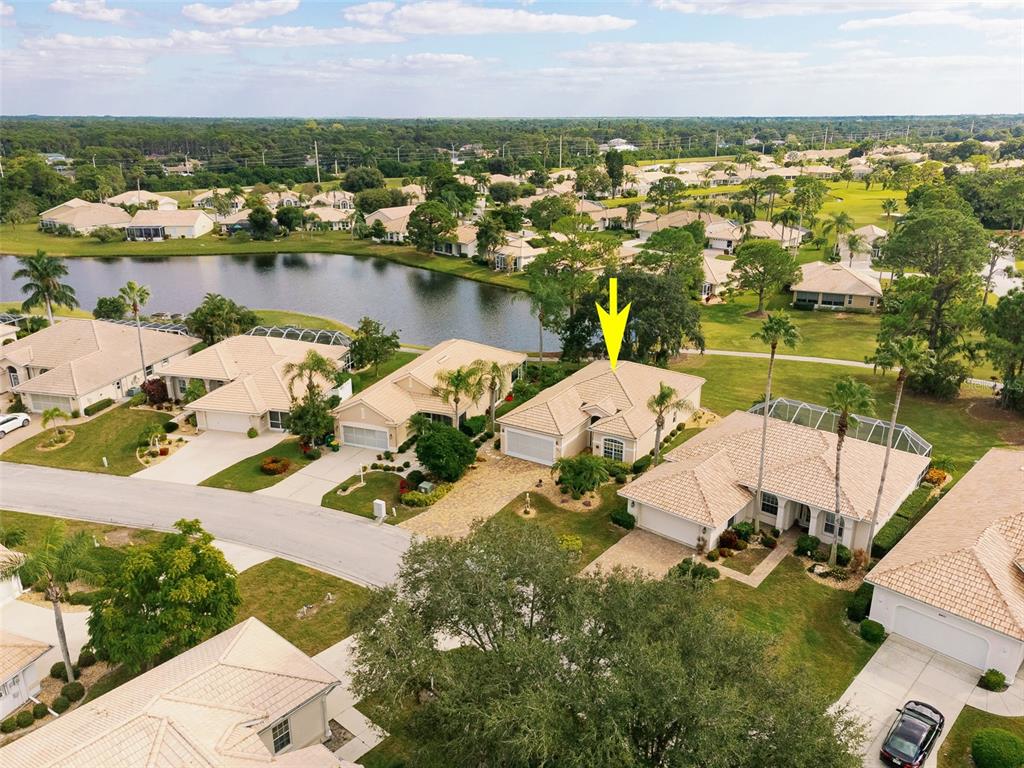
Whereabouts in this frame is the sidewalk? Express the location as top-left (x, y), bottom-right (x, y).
top-left (713, 528), bottom-right (798, 588)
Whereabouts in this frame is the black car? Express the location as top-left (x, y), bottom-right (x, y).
top-left (879, 701), bottom-right (945, 767)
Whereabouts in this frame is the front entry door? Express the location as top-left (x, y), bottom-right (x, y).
top-left (796, 504), bottom-right (811, 528)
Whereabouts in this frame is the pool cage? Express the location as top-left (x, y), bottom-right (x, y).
top-left (748, 397), bottom-right (932, 457)
top-left (99, 318), bottom-right (192, 336)
top-left (245, 325), bottom-right (351, 346)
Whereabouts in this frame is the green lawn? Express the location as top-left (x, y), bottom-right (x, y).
top-left (1, 405), bottom-right (166, 476)
top-left (719, 545), bottom-right (771, 575)
top-left (350, 351), bottom-right (419, 393)
top-left (0, 300), bottom-right (92, 319)
top-left (254, 309), bottom-right (356, 335)
top-left (938, 706), bottom-right (1024, 768)
top-left (672, 355), bottom-right (1022, 481)
top-left (321, 472), bottom-right (417, 524)
top-left (715, 556), bottom-right (875, 698)
top-left (491, 485), bottom-right (627, 567)
top-left (199, 438), bottom-right (314, 492)
top-left (0, 508), bottom-right (160, 550)
top-left (236, 557), bottom-right (370, 655)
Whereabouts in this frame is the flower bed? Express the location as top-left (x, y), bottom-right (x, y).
top-left (36, 429), bottom-right (76, 452)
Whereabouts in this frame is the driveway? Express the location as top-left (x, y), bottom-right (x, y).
top-left (257, 445), bottom-right (379, 505)
top-left (582, 530), bottom-right (690, 578)
top-left (0, 598), bottom-right (90, 672)
top-left (836, 635), bottom-right (978, 767)
top-left (132, 430), bottom-right (282, 485)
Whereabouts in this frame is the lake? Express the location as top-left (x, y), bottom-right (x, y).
top-left (0, 252), bottom-right (558, 350)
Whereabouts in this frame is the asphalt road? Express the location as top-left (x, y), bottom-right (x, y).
top-left (0, 463), bottom-right (411, 587)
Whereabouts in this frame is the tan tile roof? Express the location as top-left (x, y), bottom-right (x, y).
top-left (637, 209), bottom-right (729, 234)
top-left (793, 261), bottom-right (882, 298)
top-left (106, 190), bottom-right (178, 208)
top-left (0, 630), bottom-right (50, 682)
top-left (868, 448), bottom-right (1024, 640)
top-left (366, 205), bottom-right (417, 234)
top-left (498, 360), bottom-right (704, 440)
top-left (703, 254), bottom-right (735, 286)
top-left (620, 410), bottom-right (928, 526)
top-left (308, 207), bottom-right (353, 223)
top-left (0, 618), bottom-right (353, 768)
top-left (129, 209), bottom-right (214, 227)
top-left (336, 339), bottom-right (525, 426)
top-left (2, 320), bottom-right (199, 398)
top-left (39, 198), bottom-right (90, 218)
top-left (39, 202), bottom-right (132, 229)
top-left (165, 336), bottom-right (348, 415)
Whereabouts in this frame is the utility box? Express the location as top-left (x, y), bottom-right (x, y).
top-left (417, 481), bottom-right (435, 494)
top-left (372, 499), bottom-right (387, 521)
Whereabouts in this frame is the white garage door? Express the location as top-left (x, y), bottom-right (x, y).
top-left (638, 506), bottom-right (701, 547)
top-left (27, 394), bottom-right (73, 413)
top-left (892, 604), bottom-right (989, 670)
top-left (202, 411), bottom-right (253, 433)
top-left (504, 428), bottom-right (556, 465)
top-left (343, 425), bottom-right (389, 450)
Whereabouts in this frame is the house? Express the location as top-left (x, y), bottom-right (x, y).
top-left (400, 183), bottom-right (426, 204)
top-left (125, 209), bottom-right (215, 240)
top-left (214, 208), bottom-right (253, 232)
top-left (365, 204), bottom-right (417, 243)
top-left (619, 409), bottom-right (929, 552)
top-left (156, 335), bottom-right (350, 434)
top-left (792, 261), bottom-right (883, 311)
top-left (636, 209), bottom-right (728, 241)
top-left (307, 206), bottom-right (353, 231)
top-left (705, 220), bottom-right (802, 254)
top-left (310, 189), bottom-right (355, 209)
top-left (335, 339), bottom-right (525, 450)
top-left (263, 190), bottom-right (303, 209)
top-left (837, 224), bottom-right (888, 264)
top-left (193, 188), bottom-right (246, 213)
top-left (589, 207), bottom-right (657, 231)
top-left (1, 618), bottom-right (359, 768)
top-left (0, 319), bottom-right (198, 414)
top-left (0, 324), bottom-right (18, 345)
top-left (700, 253), bottom-right (736, 300)
top-left (38, 199), bottom-right (132, 234)
top-left (867, 448), bottom-right (1024, 678)
top-left (0, 630), bottom-right (50, 720)
top-left (105, 190), bottom-right (178, 211)
top-left (434, 224), bottom-right (478, 258)
top-left (498, 360), bottom-right (704, 467)
top-left (575, 199), bottom-right (605, 216)
top-left (0, 544), bottom-right (25, 605)
top-left (494, 232), bottom-right (544, 272)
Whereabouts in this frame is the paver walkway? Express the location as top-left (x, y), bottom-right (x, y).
top-left (582, 530), bottom-right (692, 578)
top-left (400, 454), bottom-right (548, 539)
top-left (313, 636), bottom-right (387, 763)
top-left (713, 528), bottom-right (798, 587)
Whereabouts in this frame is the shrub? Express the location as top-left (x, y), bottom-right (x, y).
top-left (979, 668), bottom-right (1008, 692)
top-left (552, 454), bottom-right (609, 495)
top-left (484, 430), bottom-right (494, 439)
top-left (70, 409), bottom-right (80, 419)
top-left (415, 425), bottom-right (478, 482)
top-left (835, 544), bottom-right (852, 567)
top-left (77, 650), bottom-right (97, 668)
top-left (827, 567), bottom-right (849, 581)
top-left (930, 454), bottom-right (957, 474)
top-left (339, 483), bottom-right (350, 493)
top-left (69, 590), bottom-right (104, 606)
top-left (771, 527), bottom-right (780, 538)
top-left (401, 483), bottom-right (453, 507)
top-left (810, 548), bottom-right (828, 563)
top-left (971, 728), bottom-right (1024, 768)
top-left (923, 467), bottom-right (946, 485)
top-left (719, 530), bottom-right (740, 550)
top-left (32, 702), bottom-right (48, 719)
top-left (493, 438), bottom-right (501, 450)
top-left (668, 559), bottom-right (720, 583)
top-left (307, 447), bottom-right (322, 460)
top-left (460, 415), bottom-right (487, 437)
top-left (406, 469), bottom-right (426, 487)
top-left (383, 450), bottom-right (394, 460)
top-left (847, 583), bottom-right (874, 623)
top-left (718, 547), bottom-right (734, 558)
top-left (761, 533), bottom-right (777, 550)
top-left (83, 398), bottom-right (113, 416)
top-left (610, 506), bottom-right (635, 530)
top-left (163, 421), bottom-right (179, 433)
top-left (50, 662), bottom-right (79, 682)
top-left (1, 717), bottom-right (17, 733)
top-left (61, 681), bottom-right (85, 702)
top-left (403, 460), bottom-right (411, 469)
top-left (260, 456), bottom-right (292, 475)
top-left (631, 455), bottom-right (652, 474)
top-left (557, 534), bottom-right (583, 555)
top-left (859, 619), bottom-right (885, 644)
top-left (140, 378), bottom-right (168, 404)
top-left (51, 696), bottom-right (70, 714)
top-left (705, 549), bottom-right (720, 562)
top-left (246, 427), bottom-right (258, 439)
top-left (795, 534), bottom-right (820, 556)
top-left (732, 521), bottom-right (754, 541)
top-left (16, 710), bottom-right (34, 728)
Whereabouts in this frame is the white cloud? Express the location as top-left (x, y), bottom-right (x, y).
top-left (344, 0), bottom-right (635, 34)
top-left (0, 1), bottom-right (14, 26)
top-left (558, 41), bottom-right (805, 79)
top-left (181, 0), bottom-right (300, 25)
top-left (654, 0), bottom-right (1022, 17)
top-left (841, 10), bottom-right (1022, 45)
top-left (48, 0), bottom-right (128, 23)
top-left (169, 24), bottom-right (403, 48)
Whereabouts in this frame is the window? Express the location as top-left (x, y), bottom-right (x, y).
top-left (760, 493), bottom-right (779, 519)
top-left (177, 379), bottom-right (187, 395)
top-left (602, 438), bottom-right (624, 462)
top-left (271, 720), bottom-right (291, 753)
top-left (819, 293), bottom-right (846, 307)
top-left (824, 512), bottom-right (845, 539)
top-left (868, 296), bottom-right (877, 307)
top-left (144, 365), bottom-right (154, 376)
top-left (7, 366), bottom-right (19, 388)
top-left (268, 411), bottom-right (289, 430)
top-left (701, 282), bottom-right (713, 298)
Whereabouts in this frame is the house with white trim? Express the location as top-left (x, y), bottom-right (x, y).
top-left (791, 261), bottom-right (883, 311)
top-left (38, 199), bottom-right (132, 235)
top-left (310, 190), bottom-right (355, 209)
top-left (125, 209), bottom-right (215, 240)
top-left (0, 630), bottom-right (50, 720)
top-left (106, 190), bottom-right (179, 211)
top-left (366, 205), bottom-right (417, 243)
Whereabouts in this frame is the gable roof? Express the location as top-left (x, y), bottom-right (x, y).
top-left (310, 190), bottom-right (354, 207)
top-left (39, 202), bottom-right (132, 229)
top-left (106, 190), bottom-right (178, 208)
top-left (129, 209), bottom-right (213, 227)
top-left (39, 198), bottom-right (90, 218)
top-left (2, 320), bottom-right (198, 398)
top-left (702, 253), bottom-right (735, 286)
top-left (636, 209), bottom-right (729, 234)
top-left (498, 360), bottom-right (704, 440)
top-left (868, 448), bottom-right (1024, 640)
top-left (793, 261), bottom-right (882, 298)
top-left (1, 618), bottom-right (354, 768)
top-left (0, 630), bottom-right (50, 683)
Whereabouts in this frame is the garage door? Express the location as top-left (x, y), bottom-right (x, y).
top-left (202, 411), bottom-right (252, 433)
top-left (638, 506), bottom-right (701, 547)
top-left (892, 605), bottom-right (989, 670)
top-left (343, 425), bottom-right (389, 450)
top-left (504, 428), bottom-right (556, 465)
top-left (27, 394), bottom-right (73, 413)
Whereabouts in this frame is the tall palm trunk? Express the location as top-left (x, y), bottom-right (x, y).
top-left (453, 396), bottom-right (461, 427)
top-left (133, 306), bottom-right (147, 385)
top-left (653, 415), bottom-right (664, 466)
top-left (866, 371), bottom-right (906, 558)
top-left (752, 343), bottom-right (778, 534)
top-left (538, 312), bottom-right (544, 363)
top-left (45, 297), bottom-right (55, 326)
top-left (829, 420), bottom-right (847, 566)
top-left (488, 385), bottom-right (498, 432)
top-left (48, 583), bottom-right (76, 683)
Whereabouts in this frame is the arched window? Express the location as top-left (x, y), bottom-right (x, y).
top-left (7, 366), bottom-right (19, 388)
top-left (603, 438), bottom-right (624, 462)
top-left (761, 493), bottom-right (779, 519)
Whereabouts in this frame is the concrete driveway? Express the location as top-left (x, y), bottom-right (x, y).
top-left (837, 635), bottom-right (979, 767)
top-left (0, 598), bottom-right (90, 672)
top-left (257, 445), bottom-right (379, 505)
top-left (132, 430), bottom-right (282, 485)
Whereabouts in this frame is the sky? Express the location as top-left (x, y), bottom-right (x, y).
top-left (0, 0), bottom-right (1021, 117)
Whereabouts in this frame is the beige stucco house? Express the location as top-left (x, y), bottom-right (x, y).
top-left (366, 204), bottom-right (417, 243)
top-left (335, 339), bottom-right (525, 450)
top-left (705, 220), bottom-right (803, 254)
top-left (1, 618), bottom-right (358, 767)
top-left (497, 361), bottom-right (704, 467)
top-left (0, 630), bottom-right (50, 720)
top-left (636, 209), bottom-right (729, 241)
top-left (700, 252), bottom-right (736, 300)
top-left (308, 206), bottom-right (354, 230)
top-left (792, 261), bottom-right (883, 311)
top-left (156, 335), bottom-right (350, 434)
top-left (434, 224), bottom-right (478, 258)
top-left (126, 209), bottom-right (215, 240)
top-left (0, 319), bottom-right (198, 414)
top-left (0, 324), bottom-right (18, 345)
top-left (868, 448), bottom-right (1024, 678)
top-left (38, 199), bottom-right (132, 234)
top-left (193, 188), bottom-right (246, 212)
top-left (619, 410), bottom-right (928, 552)
top-left (310, 190), bottom-right (355, 209)
top-left (106, 190), bottom-right (179, 211)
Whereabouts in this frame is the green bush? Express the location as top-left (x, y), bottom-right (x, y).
top-left (83, 398), bottom-right (113, 416)
top-left (401, 483), bottom-right (453, 507)
top-left (1, 717), bottom-right (16, 733)
top-left (163, 420), bottom-right (179, 433)
top-left (732, 521), bottom-right (754, 541)
top-left (761, 533), bottom-right (777, 550)
top-left (610, 506), bottom-right (635, 530)
top-left (51, 696), bottom-right (70, 714)
top-left (846, 583), bottom-right (874, 622)
top-left (873, 486), bottom-right (940, 557)
top-left (795, 534), bottom-right (820, 557)
top-left (406, 469), bottom-right (426, 487)
top-left (16, 710), bottom-right (34, 728)
top-left (32, 702), bottom-right (48, 719)
top-left (77, 650), bottom-right (97, 668)
top-left (553, 454), bottom-right (610, 495)
top-left (631, 455), bottom-right (652, 474)
top-left (246, 427), bottom-right (258, 438)
top-left (70, 409), bottom-right (80, 419)
top-left (460, 415), bottom-right (487, 437)
top-left (50, 662), bottom-right (79, 682)
top-left (668, 559), bottom-right (720, 583)
top-left (557, 534), bottom-right (584, 555)
top-left (859, 619), bottom-right (885, 644)
top-left (307, 447), bottom-right (322, 460)
top-left (129, 392), bottom-right (147, 406)
top-left (979, 668), bottom-right (1008, 692)
top-left (415, 425), bottom-right (477, 482)
top-left (718, 547), bottom-right (734, 558)
top-left (61, 681), bottom-right (85, 702)
top-left (69, 590), bottom-right (104, 606)
top-left (971, 728), bottom-right (1024, 768)
top-left (835, 544), bottom-right (852, 567)
top-left (719, 530), bottom-right (741, 550)
top-left (705, 549), bottom-right (720, 562)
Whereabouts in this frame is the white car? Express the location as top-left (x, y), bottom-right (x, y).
top-left (0, 412), bottom-right (31, 438)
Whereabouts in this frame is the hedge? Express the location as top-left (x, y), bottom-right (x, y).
top-left (51, 696), bottom-right (70, 714)
top-left (971, 728), bottom-right (1024, 768)
top-left (15, 710), bottom-right (34, 728)
top-left (872, 486), bottom-right (941, 558)
top-left (860, 619), bottom-right (885, 644)
top-left (610, 506), bottom-right (635, 530)
top-left (847, 582), bottom-right (874, 623)
top-left (1, 717), bottom-right (17, 733)
top-left (32, 702), bottom-right (48, 719)
top-left (83, 398), bottom-right (113, 416)
top-left (61, 681), bottom-right (85, 702)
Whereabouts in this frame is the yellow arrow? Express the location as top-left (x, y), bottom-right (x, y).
top-left (596, 277), bottom-right (630, 370)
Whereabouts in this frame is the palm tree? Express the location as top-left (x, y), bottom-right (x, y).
top-left (843, 233), bottom-right (866, 267)
top-left (18, 523), bottom-right (99, 683)
top-left (647, 383), bottom-right (693, 466)
top-left (750, 314), bottom-right (800, 533)
top-left (864, 338), bottom-right (934, 559)
top-left (475, 359), bottom-right (517, 432)
top-left (823, 211), bottom-right (855, 259)
top-left (433, 364), bottom-right (484, 426)
top-left (118, 281), bottom-right (151, 385)
top-left (881, 198), bottom-right (899, 222)
top-left (41, 406), bottom-right (70, 436)
top-left (13, 250), bottom-right (78, 326)
top-left (693, 199), bottom-right (713, 222)
top-left (283, 349), bottom-right (340, 405)
top-left (824, 377), bottom-right (876, 566)
top-left (772, 208), bottom-right (801, 252)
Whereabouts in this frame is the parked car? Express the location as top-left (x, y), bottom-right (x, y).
top-left (880, 701), bottom-right (944, 767)
top-left (0, 412), bottom-right (30, 439)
